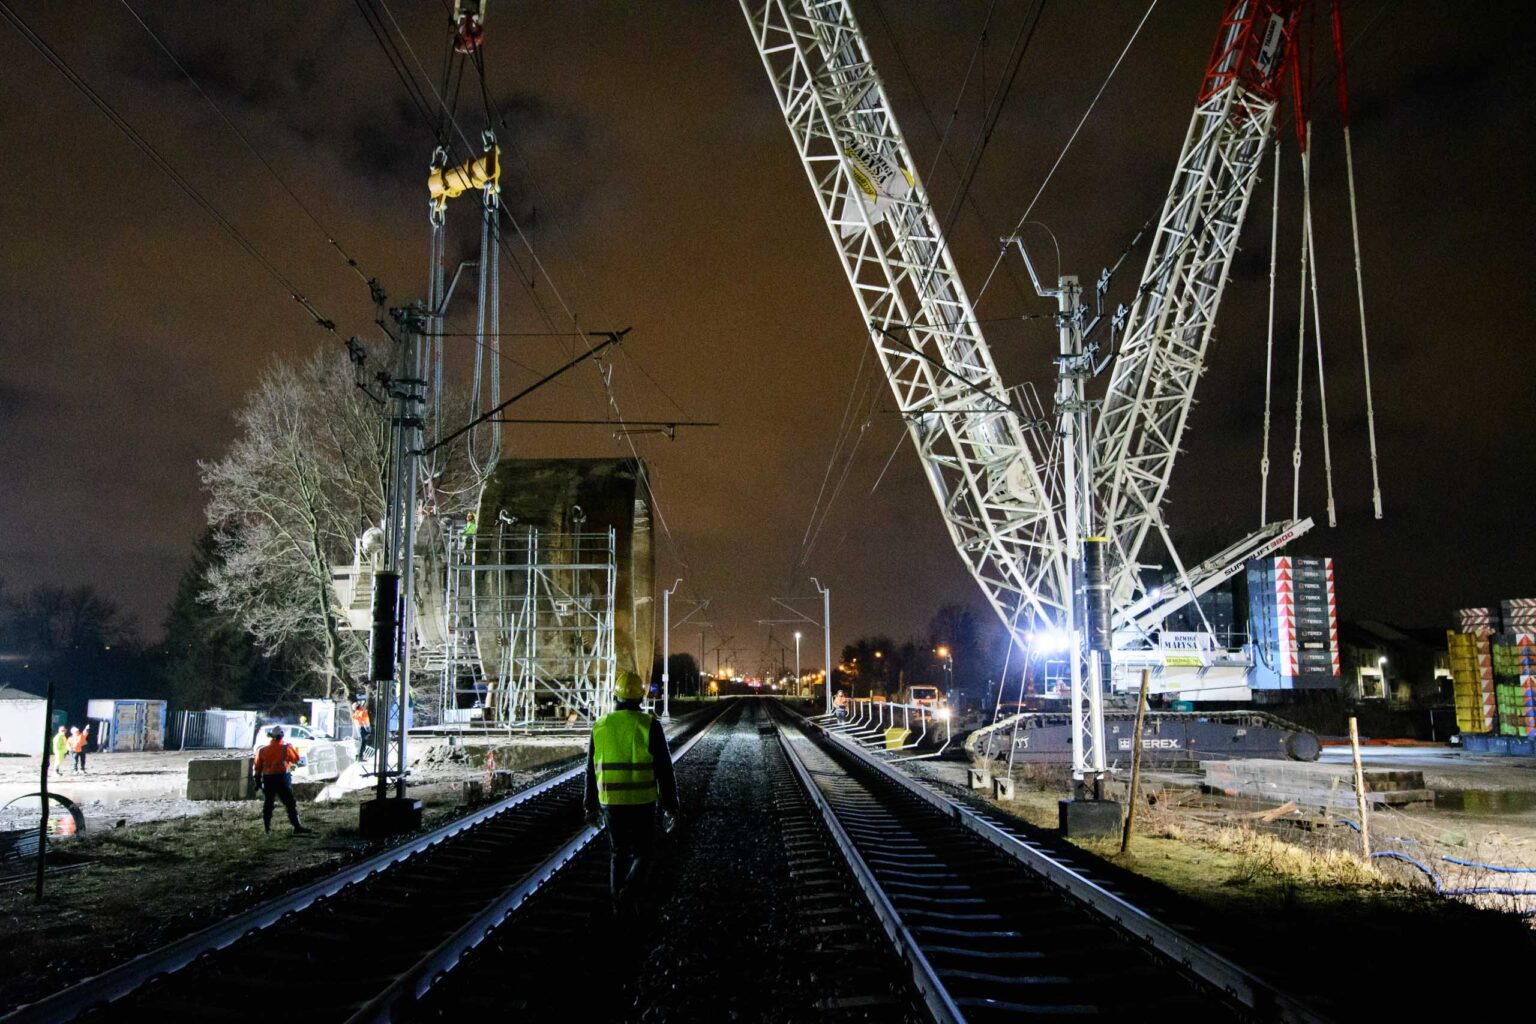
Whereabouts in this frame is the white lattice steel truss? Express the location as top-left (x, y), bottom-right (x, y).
top-left (1094, 1), bottom-right (1298, 608)
top-left (741, 0), bottom-right (1069, 631)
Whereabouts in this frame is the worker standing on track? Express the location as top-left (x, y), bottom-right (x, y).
top-left (833, 689), bottom-right (849, 722)
top-left (253, 726), bottom-right (312, 835)
top-left (584, 670), bottom-right (679, 917)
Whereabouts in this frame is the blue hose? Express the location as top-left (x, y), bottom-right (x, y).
top-left (1371, 851), bottom-right (1442, 891)
top-left (1442, 856), bottom-right (1536, 874)
top-left (1372, 852), bottom-right (1536, 899)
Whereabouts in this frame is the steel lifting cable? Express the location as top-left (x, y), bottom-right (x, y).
top-left (428, 149), bottom-right (449, 477)
top-left (1288, 48), bottom-right (1310, 525)
top-left (468, 149), bottom-right (503, 478)
top-left (1287, 7), bottom-right (1337, 530)
top-left (975, 0), bottom-right (1159, 306)
top-left (1260, 139), bottom-right (1280, 527)
top-left (1289, 162), bottom-right (1308, 525)
top-left (1332, 0), bottom-right (1383, 520)
top-left (1300, 122), bottom-right (1338, 529)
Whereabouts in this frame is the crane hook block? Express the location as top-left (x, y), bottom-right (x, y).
top-left (454, 0), bottom-right (486, 54)
top-left (428, 145), bottom-right (501, 207)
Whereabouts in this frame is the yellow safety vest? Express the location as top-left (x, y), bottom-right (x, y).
top-left (592, 709), bottom-right (657, 806)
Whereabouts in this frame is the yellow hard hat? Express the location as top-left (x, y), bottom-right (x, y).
top-left (614, 670), bottom-right (646, 701)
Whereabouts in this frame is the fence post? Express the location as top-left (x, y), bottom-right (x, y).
top-left (1120, 669), bottom-right (1151, 856)
top-left (1349, 716), bottom-right (1370, 860)
top-left (36, 680), bottom-right (54, 900)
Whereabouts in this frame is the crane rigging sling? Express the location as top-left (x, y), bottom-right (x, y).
top-left (1300, 121), bottom-right (1338, 529)
top-left (1331, 0), bottom-right (1383, 519)
top-left (1260, 139), bottom-right (1280, 526)
top-left (426, 136), bottom-right (504, 480)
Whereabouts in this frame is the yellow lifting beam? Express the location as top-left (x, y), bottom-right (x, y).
top-left (428, 145), bottom-right (501, 210)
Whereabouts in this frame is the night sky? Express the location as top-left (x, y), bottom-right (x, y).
top-left (2, 2), bottom-right (1532, 668)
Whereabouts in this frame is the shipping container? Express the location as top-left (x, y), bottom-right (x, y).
top-left (86, 699), bottom-right (168, 752)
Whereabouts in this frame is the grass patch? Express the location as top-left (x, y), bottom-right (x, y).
top-left (0, 792), bottom-right (463, 1013)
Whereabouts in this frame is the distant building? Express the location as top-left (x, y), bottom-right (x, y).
top-left (1337, 621), bottom-right (1451, 706)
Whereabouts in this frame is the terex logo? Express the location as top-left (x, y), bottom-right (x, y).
top-left (1117, 738), bottom-right (1183, 751)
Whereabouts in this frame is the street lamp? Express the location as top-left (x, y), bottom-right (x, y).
top-left (794, 631), bottom-right (802, 697)
top-left (662, 579), bottom-right (682, 719)
top-left (936, 644), bottom-right (954, 699)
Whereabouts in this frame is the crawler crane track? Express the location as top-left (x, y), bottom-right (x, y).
top-left (769, 702), bottom-right (1327, 1023)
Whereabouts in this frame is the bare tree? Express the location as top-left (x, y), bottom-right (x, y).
top-left (201, 345), bottom-right (389, 700)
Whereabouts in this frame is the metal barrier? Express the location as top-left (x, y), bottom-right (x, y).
top-left (823, 699), bottom-right (951, 760)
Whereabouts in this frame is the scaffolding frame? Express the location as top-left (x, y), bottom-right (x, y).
top-left (435, 522), bottom-right (617, 728)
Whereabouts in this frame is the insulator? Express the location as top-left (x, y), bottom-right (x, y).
top-left (1081, 538), bottom-right (1112, 658)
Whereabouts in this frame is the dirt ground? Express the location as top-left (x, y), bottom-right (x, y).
top-left (0, 741), bottom-right (580, 1015)
top-left (912, 755), bottom-right (1536, 1017)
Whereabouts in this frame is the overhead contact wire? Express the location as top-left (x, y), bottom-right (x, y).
top-left (976, 0), bottom-right (1158, 305)
top-left (1, 0), bottom-right (347, 338)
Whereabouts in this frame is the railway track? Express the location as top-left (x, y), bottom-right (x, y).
top-left (11, 698), bottom-right (1329, 1022)
top-left (4, 703), bottom-right (731, 1024)
top-left (767, 701), bottom-right (1328, 1023)
top-left (401, 698), bottom-right (922, 1022)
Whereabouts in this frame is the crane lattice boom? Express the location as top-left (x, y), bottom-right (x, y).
top-left (740, 0), bottom-right (1069, 631)
top-left (1094, 1), bottom-right (1300, 607)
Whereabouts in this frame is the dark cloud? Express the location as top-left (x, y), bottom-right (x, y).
top-left (0, 0), bottom-right (1531, 667)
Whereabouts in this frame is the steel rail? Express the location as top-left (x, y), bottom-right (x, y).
top-left (345, 700), bottom-right (737, 1023)
top-left (3, 706), bottom-right (723, 1024)
top-left (805, 708), bottom-right (1327, 1023)
top-left (772, 709), bottom-right (965, 1024)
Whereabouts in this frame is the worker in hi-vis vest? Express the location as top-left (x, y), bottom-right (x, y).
top-left (584, 669), bottom-right (679, 916)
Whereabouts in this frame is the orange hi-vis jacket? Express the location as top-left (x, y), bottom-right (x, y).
top-left (254, 740), bottom-right (300, 776)
top-left (67, 729), bottom-right (88, 753)
top-left (352, 706), bottom-right (371, 729)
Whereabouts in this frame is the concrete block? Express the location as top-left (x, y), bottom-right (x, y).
top-left (1199, 760), bottom-right (1430, 808)
top-left (1059, 799), bottom-right (1122, 838)
top-left (992, 776), bottom-right (1016, 801)
top-left (186, 778), bottom-right (250, 801)
top-left (187, 756), bottom-right (253, 800)
top-left (968, 767), bottom-right (993, 790)
top-left (188, 756), bottom-right (251, 782)
top-left (460, 779), bottom-right (485, 804)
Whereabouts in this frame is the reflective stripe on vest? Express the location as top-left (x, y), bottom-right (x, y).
top-left (592, 709), bottom-right (656, 806)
